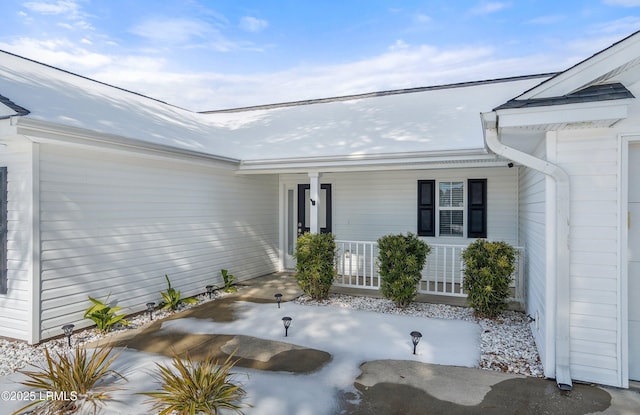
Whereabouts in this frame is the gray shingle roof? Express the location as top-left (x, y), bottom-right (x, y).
top-left (0, 93), bottom-right (29, 116)
top-left (494, 82), bottom-right (634, 110)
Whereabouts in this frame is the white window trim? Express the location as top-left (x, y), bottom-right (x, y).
top-left (436, 179), bottom-right (467, 238)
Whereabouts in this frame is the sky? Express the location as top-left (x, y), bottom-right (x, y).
top-left (1, 0), bottom-right (640, 111)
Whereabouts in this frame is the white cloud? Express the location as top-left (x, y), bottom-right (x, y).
top-left (0, 37), bottom-right (111, 70)
top-left (22, 0), bottom-right (93, 31)
top-left (470, 2), bottom-right (512, 15)
top-left (130, 17), bottom-right (213, 44)
top-left (527, 15), bottom-right (566, 24)
top-left (590, 15), bottom-right (640, 34)
top-left (239, 16), bottom-right (268, 33)
top-left (603, 0), bottom-right (640, 6)
top-left (389, 39), bottom-right (409, 51)
top-left (23, 0), bottom-right (80, 15)
top-left (414, 13), bottom-right (432, 24)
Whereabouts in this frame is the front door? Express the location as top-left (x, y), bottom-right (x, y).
top-left (284, 183), bottom-right (332, 269)
top-left (629, 143), bottom-right (640, 381)
top-left (297, 183), bottom-right (332, 234)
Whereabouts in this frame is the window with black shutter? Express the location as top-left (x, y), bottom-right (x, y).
top-left (417, 180), bottom-right (435, 236)
top-left (0, 167), bottom-right (6, 294)
top-left (467, 178), bottom-right (487, 238)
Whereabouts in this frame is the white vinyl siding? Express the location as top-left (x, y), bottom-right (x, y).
top-left (517, 140), bottom-right (549, 375)
top-left (556, 129), bottom-right (620, 386)
top-left (285, 167), bottom-right (519, 245)
top-left (0, 137), bottom-right (34, 341)
top-left (37, 143), bottom-right (279, 340)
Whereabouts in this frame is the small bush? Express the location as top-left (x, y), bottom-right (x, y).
top-left (141, 352), bottom-right (249, 415)
top-left (14, 345), bottom-right (125, 415)
top-left (377, 232), bottom-right (430, 308)
top-left (160, 274), bottom-right (198, 311)
top-left (462, 239), bottom-right (517, 318)
top-left (84, 294), bottom-right (129, 333)
top-left (294, 232), bottom-right (336, 300)
top-left (220, 269), bottom-right (237, 293)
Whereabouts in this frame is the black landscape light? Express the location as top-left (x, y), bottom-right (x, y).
top-left (275, 293), bottom-right (283, 308)
top-left (146, 302), bottom-right (156, 320)
top-left (410, 331), bottom-right (422, 355)
top-left (62, 324), bottom-right (75, 347)
top-left (206, 285), bottom-right (214, 299)
top-left (282, 316), bottom-right (292, 337)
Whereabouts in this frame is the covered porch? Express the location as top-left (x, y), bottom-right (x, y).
top-left (333, 239), bottom-right (526, 308)
top-left (264, 162), bottom-right (527, 309)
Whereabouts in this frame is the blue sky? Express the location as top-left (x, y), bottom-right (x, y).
top-left (1, 0), bottom-right (640, 110)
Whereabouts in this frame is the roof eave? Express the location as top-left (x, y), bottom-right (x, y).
top-left (15, 117), bottom-right (241, 166)
top-left (235, 149), bottom-right (510, 174)
top-left (495, 98), bottom-right (632, 130)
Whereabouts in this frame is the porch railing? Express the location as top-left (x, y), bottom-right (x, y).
top-left (334, 240), bottom-right (525, 303)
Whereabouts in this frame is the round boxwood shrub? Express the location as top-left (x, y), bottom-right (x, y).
top-left (462, 239), bottom-right (517, 318)
top-left (295, 232), bottom-right (337, 300)
top-left (377, 232), bottom-right (430, 308)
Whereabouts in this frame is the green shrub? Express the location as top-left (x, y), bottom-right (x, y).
top-left (160, 274), bottom-right (198, 311)
top-left (140, 352), bottom-right (249, 415)
top-left (294, 232), bottom-right (336, 300)
top-left (377, 232), bottom-right (430, 308)
top-left (84, 294), bottom-right (129, 333)
top-left (14, 345), bottom-right (125, 415)
top-left (462, 239), bottom-right (517, 318)
top-left (220, 269), bottom-right (237, 293)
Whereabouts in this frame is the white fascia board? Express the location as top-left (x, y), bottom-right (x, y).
top-left (236, 150), bottom-right (507, 174)
top-left (518, 32), bottom-right (640, 99)
top-left (16, 117), bottom-right (240, 167)
top-left (496, 100), bottom-right (631, 129)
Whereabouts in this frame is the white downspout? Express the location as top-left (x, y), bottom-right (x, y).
top-left (482, 112), bottom-right (572, 391)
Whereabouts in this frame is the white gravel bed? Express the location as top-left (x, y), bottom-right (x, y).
top-left (0, 290), bottom-right (231, 377)
top-left (0, 290), bottom-right (543, 379)
top-left (296, 293), bottom-right (544, 378)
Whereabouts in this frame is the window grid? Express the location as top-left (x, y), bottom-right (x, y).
top-left (438, 181), bottom-right (464, 237)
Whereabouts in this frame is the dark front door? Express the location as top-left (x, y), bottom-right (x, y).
top-left (297, 184), bottom-right (332, 235)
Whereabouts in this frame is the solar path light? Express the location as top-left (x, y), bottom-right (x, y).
top-left (410, 331), bottom-right (422, 355)
top-left (206, 285), bottom-right (214, 299)
top-left (282, 317), bottom-right (292, 337)
top-left (62, 324), bottom-right (75, 347)
top-left (275, 293), bottom-right (283, 308)
top-left (146, 302), bottom-right (156, 320)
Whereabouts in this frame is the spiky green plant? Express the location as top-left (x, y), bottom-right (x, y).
top-left (140, 352), bottom-right (250, 415)
top-left (84, 293), bottom-right (129, 333)
top-left (13, 345), bottom-right (126, 415)
top-left (220, 269), bottom-right (237, 293)
top-left (160, 274), bottom-right (198, 311)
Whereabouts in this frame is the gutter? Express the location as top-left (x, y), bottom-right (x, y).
top-left (481, 111), bottom-right (573, 391)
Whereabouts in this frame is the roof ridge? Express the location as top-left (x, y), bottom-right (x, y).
top-left (200, 73), bottom-right (557, 114)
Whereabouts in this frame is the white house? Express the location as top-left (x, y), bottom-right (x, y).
top-left (1, 30), bottom-right (640, 389)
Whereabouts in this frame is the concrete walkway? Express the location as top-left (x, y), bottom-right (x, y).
top-left (102, 272), bottom-right (640, 414)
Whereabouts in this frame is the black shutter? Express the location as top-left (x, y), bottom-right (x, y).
top-left (417, 180), bottom-right (435, 237)
top-left (467, 179), bottom-right (487, 238)
top-left (0, 167), bottom-right (6, 294)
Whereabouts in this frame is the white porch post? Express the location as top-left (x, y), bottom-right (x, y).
top-left (308, 172), bottom-right (320, 234)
